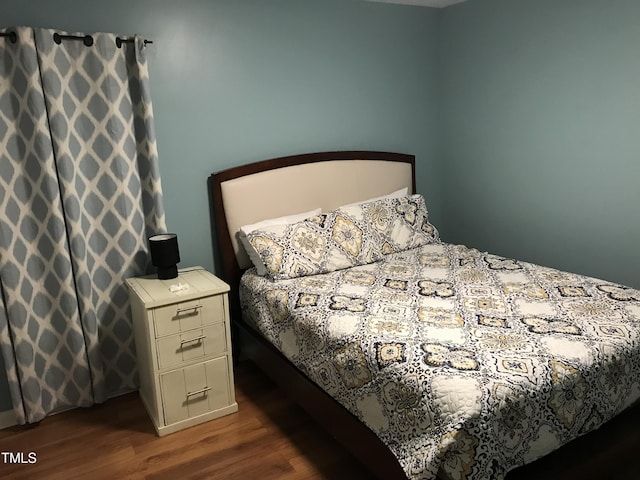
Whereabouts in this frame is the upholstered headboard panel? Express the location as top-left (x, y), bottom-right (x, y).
top-left (221, 159), bottom-right (413, 269)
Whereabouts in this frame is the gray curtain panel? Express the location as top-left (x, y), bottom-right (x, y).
top-left (0, 26), bottom-right (166, 423)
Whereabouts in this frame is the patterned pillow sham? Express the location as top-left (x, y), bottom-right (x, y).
top-left (340, 193), bottom-right (439, 254)
top-left (238, 208), bottom-right (322, 275)
top-left (245, 194), bottom-right (439, 280)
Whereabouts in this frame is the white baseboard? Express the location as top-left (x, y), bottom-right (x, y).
top-left (0, 409), bottom-right (17, 430)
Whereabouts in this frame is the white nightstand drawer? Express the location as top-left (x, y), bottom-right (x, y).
top-left (153, 294), bottom-right (224, 338)
top-left (155, 323), bottom-right (227, 370)
top-left (160, 357), bottom-right (231, 425)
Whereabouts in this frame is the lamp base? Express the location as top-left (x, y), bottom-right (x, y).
top-left (157, 265), bottom-right (178, 280)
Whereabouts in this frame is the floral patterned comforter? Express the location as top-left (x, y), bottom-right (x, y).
top-left (240, 242), bottom-right (640, 480)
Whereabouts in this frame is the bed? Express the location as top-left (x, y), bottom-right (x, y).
top-left (208, 151), bottom-right (640, 480)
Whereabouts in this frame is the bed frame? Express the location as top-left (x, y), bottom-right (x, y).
top-left (209, 151), bottom-right (640, 480)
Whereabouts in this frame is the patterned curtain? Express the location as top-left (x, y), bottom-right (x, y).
top-left (0, 27), bottom-right (166, 424)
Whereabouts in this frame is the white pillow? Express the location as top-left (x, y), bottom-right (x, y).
top-left (238, 208), bottom-right (322, 275)
top-left (339, 187), bottom-right (409, 208)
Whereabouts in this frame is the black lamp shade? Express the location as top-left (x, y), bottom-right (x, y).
top-left (148, 233), bottom-right (180, 279)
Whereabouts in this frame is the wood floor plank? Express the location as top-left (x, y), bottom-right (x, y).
top-left (0, 362), bottom-right (372, 480)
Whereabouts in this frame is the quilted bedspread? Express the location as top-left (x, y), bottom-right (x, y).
top-left (240, 242), bottom-right (640, 479)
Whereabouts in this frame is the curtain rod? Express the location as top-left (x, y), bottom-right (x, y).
top-left (0, 31), bottom-right (18, 43)
top-left (53, 32), bottom-right (153, 48)
top-left (0, 31), bottom-right (153, 47)
top-left (115, 36), bottom-right (154, 48)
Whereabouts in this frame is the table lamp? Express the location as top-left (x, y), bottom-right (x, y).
top-left (148, 233), bottom-right (180, 279)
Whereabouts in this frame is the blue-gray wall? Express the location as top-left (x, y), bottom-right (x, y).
top-left (0, 0), bottom-right (439, 413)
top-left (1, 0), bottom-right (638, 415)
top-left (438, 0), bottom-right (640, 289)
top-left (1, 0), bottom-right (441, 274)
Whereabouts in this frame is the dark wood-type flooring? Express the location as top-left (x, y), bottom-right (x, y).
top-left (1, 361), bottom-right (639, 480)
top-left (0, 362), bottom-right (372, 480)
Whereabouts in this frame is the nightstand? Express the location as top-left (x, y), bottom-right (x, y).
top-left (126, 266), bottom-right (238, 436)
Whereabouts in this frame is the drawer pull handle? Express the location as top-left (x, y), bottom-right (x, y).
top-left (180, 335), bottom-right (207, 346)
top-left (186, 386), bottom-right (211, 397)
top-left (176, 304), bottom-right (202, 316)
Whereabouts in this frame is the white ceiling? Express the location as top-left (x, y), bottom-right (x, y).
top-left (365, 0), bottom-right (467, 7)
